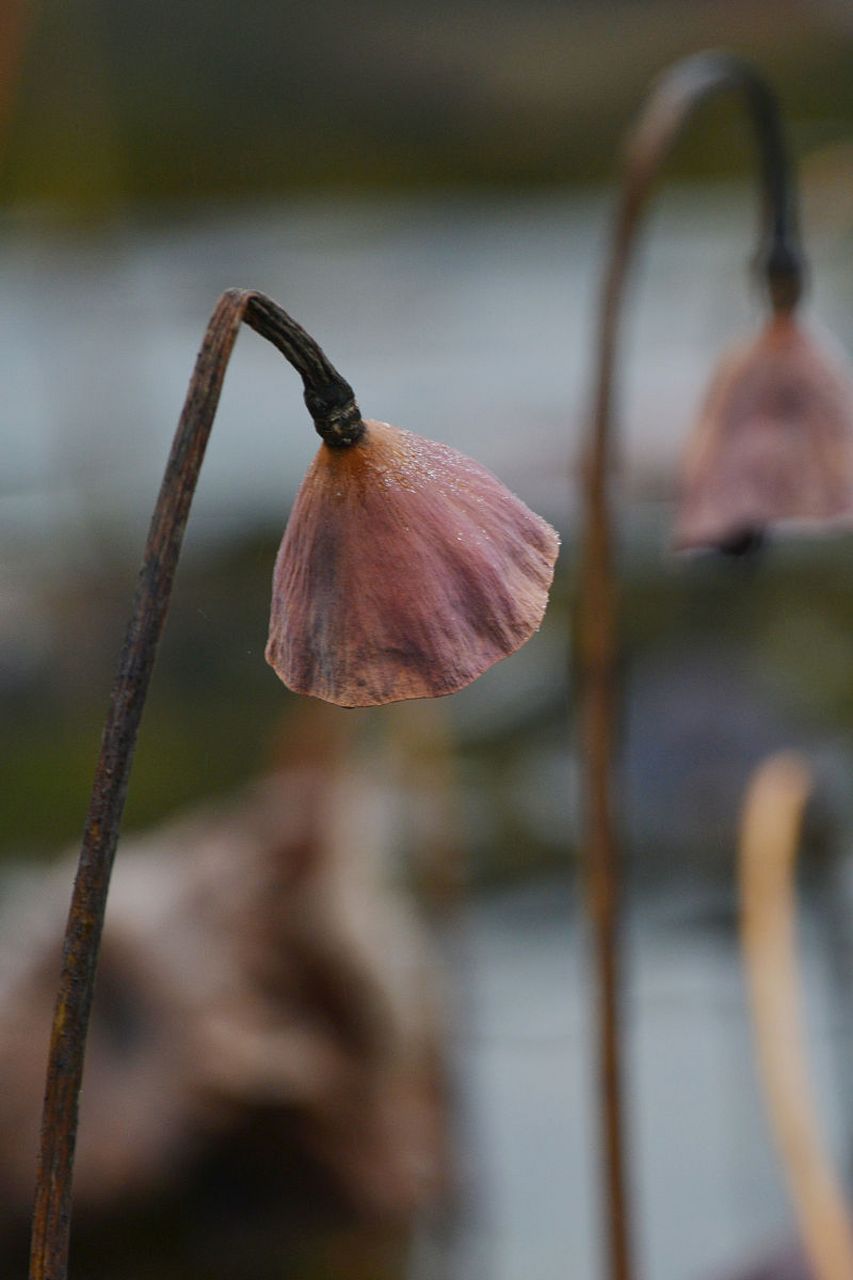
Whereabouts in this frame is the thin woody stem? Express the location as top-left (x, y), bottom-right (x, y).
top-left (577, 53), bottom-right (805, 1280)
top-left (29, 288), bottom-right (362, 1280)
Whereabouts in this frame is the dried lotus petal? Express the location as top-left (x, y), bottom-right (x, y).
top-left (675, 315), bottom-right (853, 552)
top-left (266, 420), bottom-right (559, 707)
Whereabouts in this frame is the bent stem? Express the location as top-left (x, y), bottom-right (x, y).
top-left (739, 754), bottom-right (853, 1280)
top-left (578, 52), bottom-right (806, 1280)
top-left (29, 289), bottom-right (362, 1280)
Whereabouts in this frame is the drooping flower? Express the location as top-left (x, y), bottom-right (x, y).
top-left (674, 314), bottom-right (853, 553)
top-left (266, 419), bottom-right (559, 707)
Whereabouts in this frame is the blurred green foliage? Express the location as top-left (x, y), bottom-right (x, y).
top-left (2, 0), bottom-right (853, 211)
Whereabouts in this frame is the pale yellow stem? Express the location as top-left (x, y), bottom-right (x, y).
top-left (739, 753), bottom-right (853, 1280)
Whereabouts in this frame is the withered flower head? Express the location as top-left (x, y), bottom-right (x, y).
top-left (674, 314), bottom-right (853, 553)
top-left (266, 420), bottom-right (559, 707)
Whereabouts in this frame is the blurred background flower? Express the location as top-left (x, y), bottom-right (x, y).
top-left (3, 3), bottom-right (853, 1279)
top-left (674, 315), bottom-right (853, 552)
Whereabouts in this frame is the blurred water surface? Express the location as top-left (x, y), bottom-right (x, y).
top-left (3, 187), bottom-right (852, 562)
top-left (453, 875), bottom-right (853, 1280)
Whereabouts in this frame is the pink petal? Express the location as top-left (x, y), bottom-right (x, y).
top-left (267, 420), bottom-right (559, 707)
top-left (675, 316), bottom-right (853, 552)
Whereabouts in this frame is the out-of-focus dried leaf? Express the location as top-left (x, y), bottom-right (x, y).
top-left (266, 420), bottom-right (559, 707)
top-left (0, 757), bottom-right (448, 1241)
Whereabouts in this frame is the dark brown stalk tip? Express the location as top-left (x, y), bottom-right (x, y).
top-left (240, 290), bottom-right (364, 446)
top-left (303, 383), bottom-right (365, 447)
top-left (760, 240), bottom-right (805, 315)
top-left (716, 526), bottom-right (766, 559)
top-left (674, 314), bottom-right (853, 553)
top-left (266, 419), bottom-right (559, 707)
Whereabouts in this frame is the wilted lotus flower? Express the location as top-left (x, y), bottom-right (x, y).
top-left (266, 419), bottom-right (559, 707)
top-left (674, 314), bottom-right (853, 553)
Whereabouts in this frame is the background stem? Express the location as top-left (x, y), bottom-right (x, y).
top-left (577, 52), bottom-right (805, 1280)
top-left (739, 754), bottom-right (853, 1280)
top-left (28, 288), bottom-right (361, 1280)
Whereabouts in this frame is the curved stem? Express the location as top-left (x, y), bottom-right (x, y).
top-left (739, 754), bottom-right (853, 1280)
top-left (29, 289), bottom-right (362, 1280)
top-left (577, 52), bottom-right (805, 1280)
